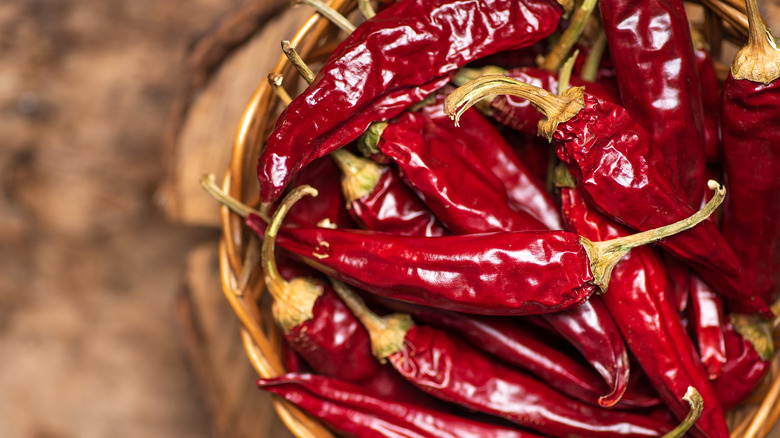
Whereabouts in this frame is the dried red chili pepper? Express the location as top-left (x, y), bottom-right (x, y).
top-left (283, 157), bottom-right (355, 229)
top-left (599, 0), bottom-right (706, 207)
top-left (692, 30), bottom-right (723, 164)
top-left (712, 319), bottom-right (772, 411)
top-left (558, 183), bottom-right (729, 438)
top-left (720, 0), bottom-right (780, 305)
top-left (373, 110), bottom-right (547, 235)
top-left (330, 149), bottom-right (449, 237)
top-left (258, 373), bottom-right (545, 438)
top-left (330, 279), bottom-right (696, 438)
top-left (244, 188), bottom-right (723, 316)
top-left (372, 295), bottom-right (659, 409)
top-left (445, 76), bottom-right (771, 317)
top-left (420, 92), bottom-right (562, 230)
top-left (257, 0), bottom-right (566, 204)
top-left (689, 274), bottom-right (727, 380)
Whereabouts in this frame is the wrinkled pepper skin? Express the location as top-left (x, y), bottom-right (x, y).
top-left (554, 93), bottom-right (771, 317)
top-left (421, 92), bottom-right (562, 230)
top-left (257, 0), bottom-right (563, 203)
top-left (721, 74), bottom-right (780, 305)
top-left (247, 216), bottom-right (596, 315)
top-left (599, 0), bottom-right (706, 207)
top-left (348, 165), bottom-right (449, 237)
top-left (390, 325), bottom-right (676, 438)
top-left (258, 373), bottom-right (543, 438)
top-left (377, 111), bottom-right (547, 234)
top-left (560, 186), bottom-right (729, 438)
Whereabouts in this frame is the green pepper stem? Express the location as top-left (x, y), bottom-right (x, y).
top-left (357, 121), bottom-right (388, 158)
top-left (330, 149), bottom-right (384, 202)
top-left (730, 0), bottom-right (780, 84)
top-left (357, 0), bottom-right (376, 19)
top-left (281, 40), bottom-right (316, 85)
top-left (329, 278), bottom-right (413, 362)
top-left (557, 49), bottom-right (579, 96)
top-left (730, 313), bottom-right (775, 360)
top-left (295, 0), bottom-right (356, 34)
top-left (268, 73), bottom-right (293, 106)
top-left (580, 28), bottom-right (606, 82)
top-left (660, 387), bottom-right (703, 438)
top-left (581, 180), bottom-right (726, 293)
top-left (444, 75), bottom-right (585, 140)
top-left (261, 185), bottom-right (324, 331)
top-left (538, 0), bottom-right (596, 72)
top-left (199, 173), bottom-right (269, 222)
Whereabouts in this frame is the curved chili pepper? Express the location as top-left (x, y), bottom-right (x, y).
top-left (330, 149), bottom-right (449, 237)
top-left (245, 189), bottom-right (722, 316)
top-left (689, 273), bottom-right (727, 380)
top-left (257, 0), bottom-right (565, 203)
top-left (329, 280), bottom-right (679, 438)
top-left (372, 295), bottom-right (659, 409)
top-left (692, 30), bottom-right (722, 164)
top-left (420, 92), bottom-right (562, 230)
top-left (375, 110), bottom-right (548, 234)
top-left (283, 156), bottom-right (355, 229)
top-left (720, 0), bottom-right (780, 305)
top-left (258, 373), bottom-right (544, 438)
top-left (712, 319), bottom-right (771, 411)
top-left (599, 0), bottom-right (706, 207)
top-left (445, 77), bottom-right (771, 317)
top-left (558, 184), bottom-right (729, 438)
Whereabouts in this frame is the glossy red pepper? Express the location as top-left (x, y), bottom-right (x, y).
top-left (282, 156), bottom-right (355, 229)
top-left (375, 110), bottom-right (548, 234)
top-left (372, 295), bottom-right (659, 409)
top-left (692, 30), bottom-right (723, 164)
top-left (420, 92), bottom-right (562, 230)
top-left (330, 281), bottom-right (677, 438)
top-left (689, 273), bottom-right (727, 380)
top-left (599, 0), bottom-right (706, 207)
top-left (258, 373), bottom-right (544, 438)
top-left (257, 0), bottom-right (564, 203)
top-left (720, 0), bottom-right (780, 305)
top-left (330, 149), bottom-right (449, 237)
top-left (712, 320), bottom-right (771, 411)
top-left (445, 77), bottom-right (771, 317)
top-left (559, 184), bottom-right (729, 438)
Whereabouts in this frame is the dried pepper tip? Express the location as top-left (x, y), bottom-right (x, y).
top-left (581, 180), bottom-right (726, 293)
top-left (730, 313), bottom-right (775, 360)
top-left (443, 74), bottom-right (585, 141)
top-left (199, 173), bottom-right (270, 222)
top-left (262, 185), bottom-right (324, 332)
top-left (329, 278), bottom-right (413, 363)
top-left (268, 73), bottom-right (293, 106)
top-left (731, 0), bottom-right (780, 84)
top-left (660, 387), bottom-right (703, 438)
top-left (330, 149), bottom-right (384, 203)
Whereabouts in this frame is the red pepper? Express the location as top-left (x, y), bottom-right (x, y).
top-left (420, 92), bottom-right (562, 230)
top-left (692, 30), bottom-right (723, 164)
top-left (558, 184), bottom-right (729, 438)
top-left (258, 373), bottom-right (545, 438)
top-left (712, 319), bottom-right (771, 411)
top-left (329, 280), bottom-right (679, 438)
top-left (720, 0), bottom-right (780, 305)
top-left (247, 189), bottom-right (721, 316)
top-left (689, 274), bottom-right (727, 380)
top-left (599, 0), bottom-right (706, 207)
top-left (375, 110), bottom-right (548, 234)
top-left (330, 149), bottom-right (449, 237)
top-left (283, 157), bottom-right (355, 229)
top-left (445, 77), bottom-right (771, 317)
top-left (372, 295), bottom-right (659, 409)
top-left (257, 0), bottom-right (564, 203)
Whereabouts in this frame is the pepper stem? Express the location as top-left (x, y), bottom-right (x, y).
top-left (357, 121), bottom-right (388, 157)
top-left (443, 75), bottom-right (585, 141)
top-left (538, 0), bottom-right (596, 72)
top-left (281, 40), bottom-right (315, 85)
top-left (268, 73), bottom-right (293, 106)
top-left (199, 173), bottom-right (270, 222)
top-left (261, 185), bottom-right (325, 331)
top-left (357, 0), bottom-right (376, 19)
top-left (660, 387), bottom-right (704, 438)
top-left (581, 180), bottom-right (726, 293)
top-left (730, 313), bottom-right (775, 360)
top-left (330, 149), bottom-right (384, 203)
top-left (557, 50), bottom-right (579, 96)
top-left (295, 0), bottom-right (356, 34)
top-left (329, 278), bottom-right (413, 362)
top-left (580, 28), bottom-right (606, 82)
top-left (730, 0), bottom-right (780, 83)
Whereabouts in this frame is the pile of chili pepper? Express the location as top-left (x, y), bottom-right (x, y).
top-left (203, 0), bottom-right (780, 435)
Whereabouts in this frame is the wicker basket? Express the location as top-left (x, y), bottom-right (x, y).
top-left (215, 0), bottom-right (780, 436)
